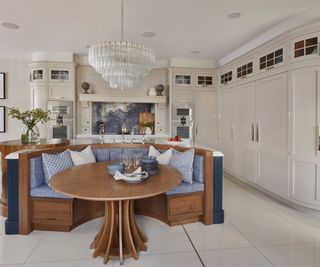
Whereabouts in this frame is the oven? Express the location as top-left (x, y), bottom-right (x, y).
top-left (47, 120), bottom-right (73, 139)
top-left (172, 102), bottom-right (193, 121)
top-left (47, 100), bottom-right (73, 120)
top-left (47, 100), bottom-right (73, 139)
top-left (172, 121), bottom-right (193, 139)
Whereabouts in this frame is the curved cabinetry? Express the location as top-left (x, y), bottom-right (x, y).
top-left (28, 61), bottom-right (76, 138)
top-left (219, 22), bottom-right (320, 210)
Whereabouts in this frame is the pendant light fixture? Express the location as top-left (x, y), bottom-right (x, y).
top-left (88, 0), bottom-right (156, 89)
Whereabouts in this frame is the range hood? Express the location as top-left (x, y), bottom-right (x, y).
top-left (78, 94), bottom-right (167, 104)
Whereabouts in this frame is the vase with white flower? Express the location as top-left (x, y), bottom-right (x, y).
top-left (8, 107), bottom-right (49, 144)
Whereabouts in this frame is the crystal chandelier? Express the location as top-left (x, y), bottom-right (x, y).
top-left (88, 0), bottom-right (155, 89)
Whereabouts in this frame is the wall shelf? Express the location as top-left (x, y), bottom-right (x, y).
top-left (78, 94), bottom-right (168, 104)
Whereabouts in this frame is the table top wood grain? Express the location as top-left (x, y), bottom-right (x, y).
top-left (50, 162), bottom-right (183, 201)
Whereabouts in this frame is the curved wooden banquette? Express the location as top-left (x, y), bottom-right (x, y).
top-left (18, 143), bottom-right (216, 235)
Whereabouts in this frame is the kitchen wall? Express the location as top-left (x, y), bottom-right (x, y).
top-left (0, 58), bottom-right (30, 142)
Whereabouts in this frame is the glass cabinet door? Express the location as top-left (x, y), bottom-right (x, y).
top-left (174, 74), bottom-right (192, 86)
top-left (292, 34), bottom-right (319, 60)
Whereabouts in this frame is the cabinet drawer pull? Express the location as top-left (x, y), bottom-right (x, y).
top-left (317, 125), bottom-right (320, 152)
top-left (256, 124), bottom-right (259, 142)
top-left (46, 217), bottom-right (57, 220)
top-left (251, 123), bottom-right (255, 141)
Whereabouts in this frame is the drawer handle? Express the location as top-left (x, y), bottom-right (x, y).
top-left (46, 217), bottom-right (57, 220)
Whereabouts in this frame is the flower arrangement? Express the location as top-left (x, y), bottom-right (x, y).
top-left (8, 107), bottom-right (49, 144)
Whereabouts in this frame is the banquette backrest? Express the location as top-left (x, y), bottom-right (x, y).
top-left (29, 144), bottom-right (206, 190)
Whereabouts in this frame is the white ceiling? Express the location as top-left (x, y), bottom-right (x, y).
top-left (0, 0), bottom-right (320, 63)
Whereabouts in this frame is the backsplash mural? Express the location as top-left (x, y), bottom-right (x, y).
top-left (92, 102), bottom-right (155, 135)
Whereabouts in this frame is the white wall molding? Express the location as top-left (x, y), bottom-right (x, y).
top-left (219, 4), bottom-right (320, 66)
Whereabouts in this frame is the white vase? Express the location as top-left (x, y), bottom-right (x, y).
top-left (148, 88), bottom-right (157, 96)
top-left (145, 127), bottom-right (152, 135)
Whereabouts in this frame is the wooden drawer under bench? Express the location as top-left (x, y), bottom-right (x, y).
top-left (135, 192), bottom-right (204, 226)
top-left (30, 197), bottom-right (105, 232)
top-left (31, 197), bottom-right (73, 231)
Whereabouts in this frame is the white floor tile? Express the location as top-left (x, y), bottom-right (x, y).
top-left (258, 243), bottom-right (320, 267)
top-left (113, 251), bottom-right (202, 267)
top-left (26, 234), bottom-right (94, 263)
top-left (0, 235), bottom-right (40, 265)
top-left (184, 221), bottom-right (252, 251)
top-left (23, 259), bottom-right (113, 267)
top-left (136, 215), bottom-right (194, 254)
top-left (199, 248), bottom-right (274, 267)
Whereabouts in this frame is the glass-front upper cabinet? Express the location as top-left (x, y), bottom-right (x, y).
top-left (49, 69), bottom-right (70, 82)
top-left (236, 61), bottom-right (253, 80)
top-left (290, 33), bottom-right (320, 62)
top-left (220, 71), bottom-right (232, 85)
top-left (173, 72), bottom-right (193, 86)
top-left (197, 75), bottom-right (213, 87)
top-left (257, 43), bottom-right (286, 73)
top-left (29, 62), bottom-right (47, 83)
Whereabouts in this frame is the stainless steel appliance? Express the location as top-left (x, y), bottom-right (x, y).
top-left (172, 120), bottom-right (194, 139)
top-left (47, 100), bottom-right (73, 120)
top-left (172, 102), bottom-right (193, 121)
top-left (47, 100), bottom-right (73, 139)
top-left (171, 102), bottom-right (194, 141)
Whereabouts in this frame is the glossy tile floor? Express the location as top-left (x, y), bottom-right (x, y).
top-left (1, 177), bottom-right (320, 267)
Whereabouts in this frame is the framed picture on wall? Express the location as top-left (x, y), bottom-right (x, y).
top-left (0, 106), bottom-right (5, 132)
top-left (0, 73), bottom-right (5, 99)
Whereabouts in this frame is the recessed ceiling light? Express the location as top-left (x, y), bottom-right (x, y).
top-left (226, 12), bottom-right (241, 19)
top-left (1, 22), bottom-right (20, 30)
top-left (142, 32), bottom-right (156, 38)
top-left (191, 50), bottom-right (200, 54)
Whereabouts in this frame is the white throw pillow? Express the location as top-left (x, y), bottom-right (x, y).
top-left (148, 145), bottom-right (172, 165)
top-left (69, 146), bottom-right (96, 166)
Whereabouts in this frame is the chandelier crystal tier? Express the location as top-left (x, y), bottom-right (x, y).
top-left (88, 0), bottom-right (155, 89)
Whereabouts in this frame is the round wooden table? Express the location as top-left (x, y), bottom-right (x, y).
top-left (50, 162), bottom-right (182, 265)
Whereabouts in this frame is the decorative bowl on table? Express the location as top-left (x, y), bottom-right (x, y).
top-left (141, 158), bottom-right (159, 176)
top-left (107, 163), bottom-right (125, 176)
top-left (141, 156), bottom-right (156, 164)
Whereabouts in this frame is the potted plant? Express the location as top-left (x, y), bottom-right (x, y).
top-left (8, 107), bottom-right (49, 144)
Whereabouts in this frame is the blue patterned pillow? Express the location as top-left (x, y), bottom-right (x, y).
top-left (42, 150), bottom-right (74, 186)
top-left (169, 149), bottom-right (195, 184)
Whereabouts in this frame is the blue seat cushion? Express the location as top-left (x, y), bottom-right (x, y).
top-left (30, 156), bottom-right (45, 189)
top-left (30, 184), bottom-right (72, 199)
top-left (95, 148), bottom-right (110, 162)
top-left (165, 180), bottom-right (204, 196)
top-left (193, 155), bottom-right (205, 183)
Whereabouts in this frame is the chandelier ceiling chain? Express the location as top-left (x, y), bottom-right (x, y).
top-left (121, 0), bottom-right (124, 41)
top-left (88, 0), bottom-right (156, 90)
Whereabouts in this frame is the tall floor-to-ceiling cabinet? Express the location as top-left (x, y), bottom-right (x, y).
top-left (219, 22), bottom-right (320, 210)
top-left (289, 66), bottom-right (320, 208)
top-left (219, 73), bottom-right (288, 197)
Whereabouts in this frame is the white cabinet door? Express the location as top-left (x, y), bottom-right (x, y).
top-left (219, 89), bottom-right (235, 173)
top-left (195, 91), bottom-right (217, 148)
top-left (233, 82), bottom-right (257, 182)
top-left (256, 73), bottom-right (288, 196)
top-left (289, 67), bottom-right (320, 207)
top-left (155, 104), bottom-right (167, 135)
top-left (30, 87), bottom-right (48, 138)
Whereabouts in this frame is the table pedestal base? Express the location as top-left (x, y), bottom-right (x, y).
top-left (91, 200), bottom-right (147, 264)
